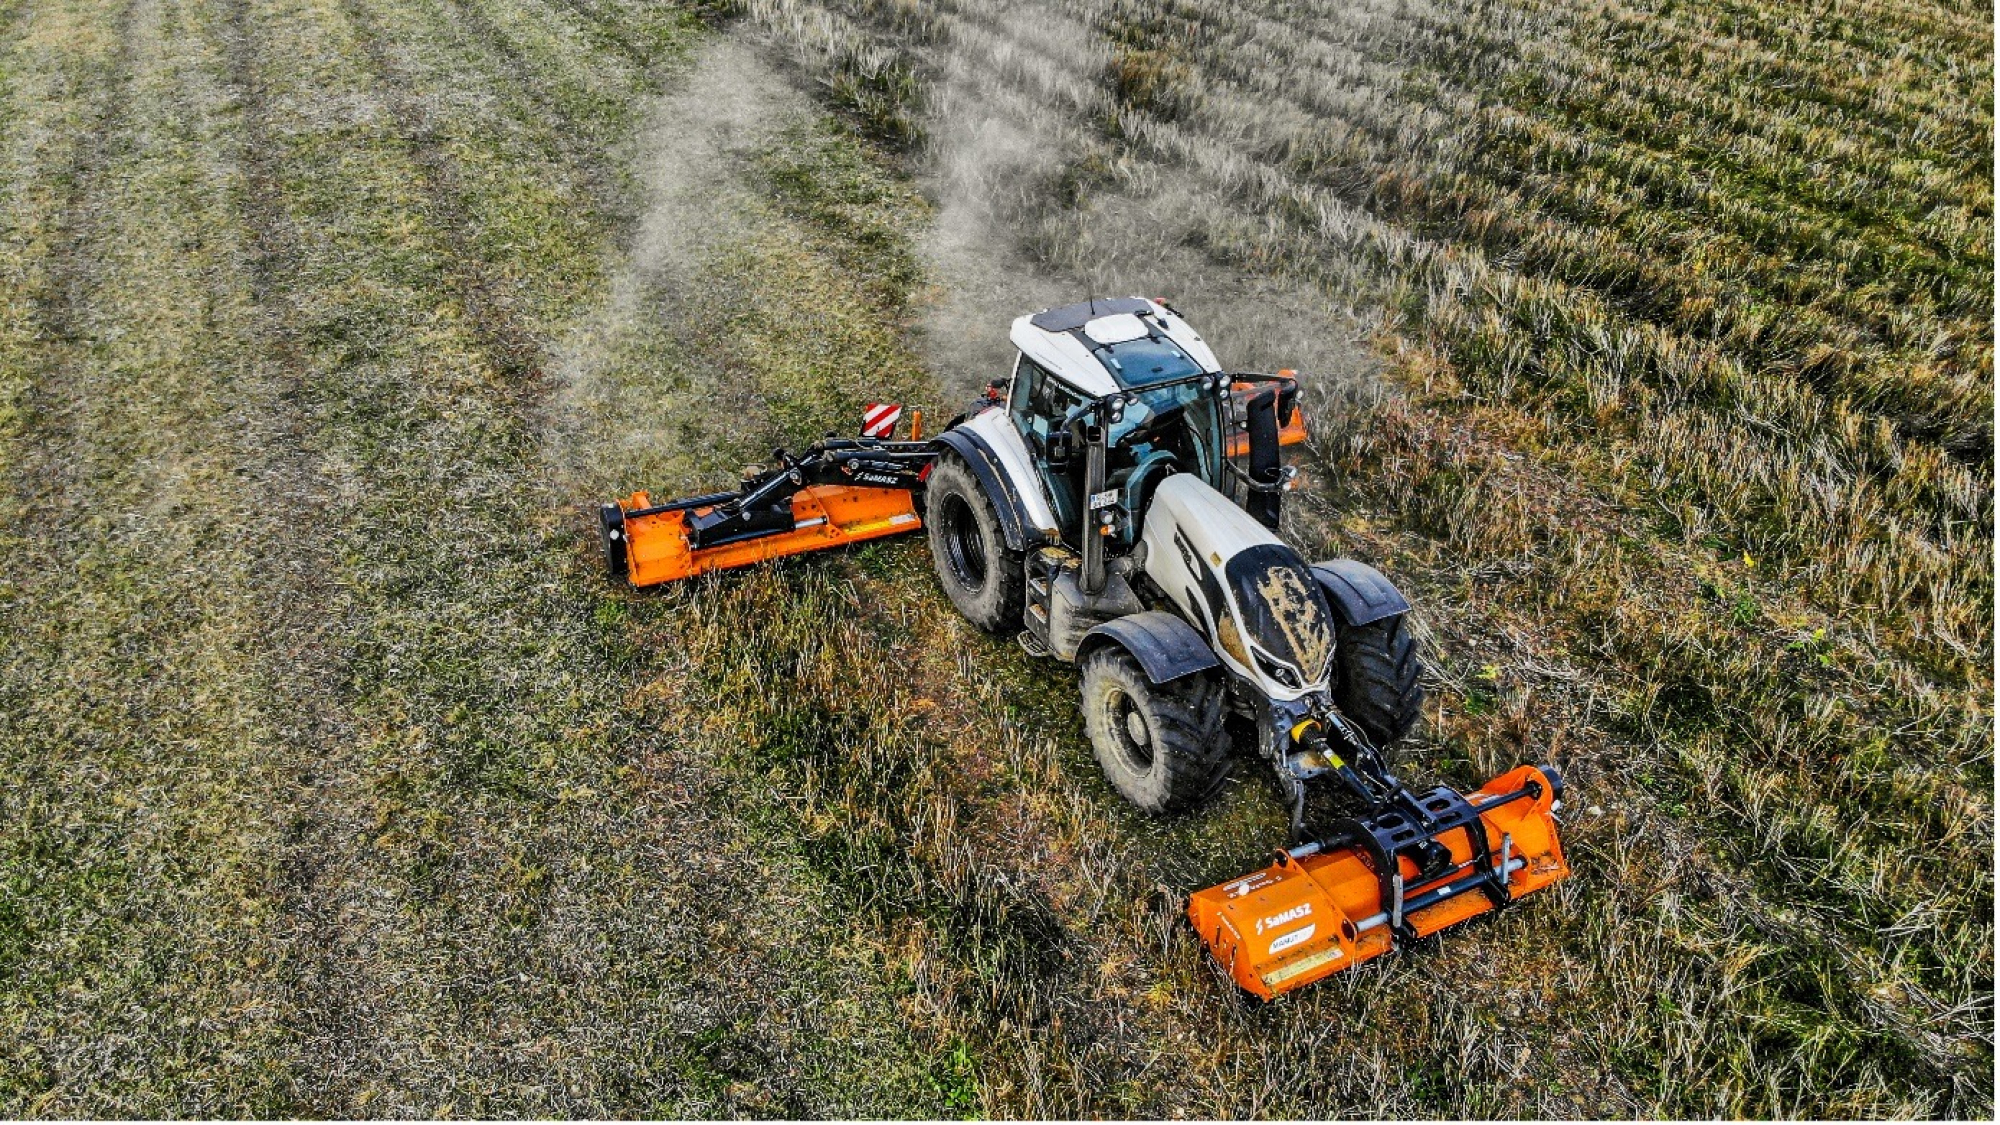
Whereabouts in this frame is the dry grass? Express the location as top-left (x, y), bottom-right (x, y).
top-left (0, 0), bottom-right (1988, 1117)
top-left (732, 0), bottom-right (1993, 1115)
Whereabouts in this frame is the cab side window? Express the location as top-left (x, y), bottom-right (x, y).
top-left (1006, 354), bottom-right (1089, 533)
top-left (1008, 356), bottom-right (1051, 425)
top-left (1009, 356), bottom-right (1084, 441)
top-left (1007, 353), bottom-right (1036, 417)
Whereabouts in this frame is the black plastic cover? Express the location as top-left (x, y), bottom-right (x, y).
top-left (1080, 610), bottom-right (1221, 684)
top-left (1027, 296), bottom-right (1155, 333)
top-left (1310, 559), bottom-right (1412, 627)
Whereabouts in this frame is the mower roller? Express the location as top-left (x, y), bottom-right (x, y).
top-left (598, 297), bottom-right (1570, 1000)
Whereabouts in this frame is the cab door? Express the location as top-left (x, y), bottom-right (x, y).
top-left (1006, 354), bottom-right (1091, 541)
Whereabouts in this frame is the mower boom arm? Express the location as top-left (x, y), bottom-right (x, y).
top-left (602, 437), bottom-right (936, 586)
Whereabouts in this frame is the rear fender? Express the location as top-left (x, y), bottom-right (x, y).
top-left (1310, 559), bottom-right (1410, 627)
top-left (1078, 611), bottom-right (1220, 683)
top-left (935, 417), bottom-right (1057, 551)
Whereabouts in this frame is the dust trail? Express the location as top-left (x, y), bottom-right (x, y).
top-left (883, 0), bottom-right (1389, 402)
top-left (621, 37), bottom-right (802, 303)
top-left (547, 35), bottom-right (818, 493)
top-left (905, 3), bottom-right (1103, 396)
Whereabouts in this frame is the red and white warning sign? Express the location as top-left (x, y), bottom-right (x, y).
top-left (861, 402), bottom-right (903, 439)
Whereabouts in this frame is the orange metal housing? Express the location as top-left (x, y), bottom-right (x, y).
top-left (1187, 765), bottom-right (1569, 1000)
top-left (613, 484), bottom-right (922, 587)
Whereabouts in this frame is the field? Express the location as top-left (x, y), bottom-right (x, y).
top-left (0, 0), bottom-right (1989, 1117)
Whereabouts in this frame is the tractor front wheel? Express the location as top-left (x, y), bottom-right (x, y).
top-left (1080, 646), bottom-right (1228, 814)
top-left (1332, 613), bottom-right (1425, 749)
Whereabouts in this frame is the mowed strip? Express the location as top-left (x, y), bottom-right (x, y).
top-left (1, 0), bottom-right (942, 1114)
top-left (0, 0), bottom-right (318, 1109)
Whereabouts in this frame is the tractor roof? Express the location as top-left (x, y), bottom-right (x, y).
top-left (1009, 297), bottom-right (1222, 397)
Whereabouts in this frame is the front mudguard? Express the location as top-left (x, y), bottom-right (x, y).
top-left (1310, 559), bottom-right (1410, 627)
top-left (1076, 611), bottom-right (1220, 684)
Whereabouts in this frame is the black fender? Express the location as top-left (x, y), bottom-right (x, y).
top-left (1077, 611), bottom-right (1221, 685)
top-left (932, 427), bottom-right (1039, 552)
top-left (1310, 559), bottom-right (1411, 627)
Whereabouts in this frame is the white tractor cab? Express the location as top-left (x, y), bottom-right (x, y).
top-left (927, 297), bottom-right (1428, 829)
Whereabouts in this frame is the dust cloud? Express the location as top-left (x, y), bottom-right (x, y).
top-left (550, 4), bottom-right (1393, 495)
top-left (894, 0), bottom-right (1386, 402)
top-left (544, 36), bottom-right (818, 493)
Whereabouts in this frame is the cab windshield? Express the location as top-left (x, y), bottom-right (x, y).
top-left (1099, 375), bottom-right (1227, 515)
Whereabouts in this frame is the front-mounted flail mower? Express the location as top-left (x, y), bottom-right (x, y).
top-left (599, 298), bottom-right (1570, 1000)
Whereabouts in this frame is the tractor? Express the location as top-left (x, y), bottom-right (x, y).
top-left (600, 297), bottom-right (1569, 998)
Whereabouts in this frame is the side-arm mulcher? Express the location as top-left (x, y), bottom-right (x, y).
top-left (600, 438), bottom-right (936, 586)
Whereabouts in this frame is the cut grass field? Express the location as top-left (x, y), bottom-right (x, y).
top-left (0, 0), bottom-right (1989, 1118)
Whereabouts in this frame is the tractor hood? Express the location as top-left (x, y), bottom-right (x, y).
top-left (1139, 474), bottom-right (1335, 700)
top-left (1219, 544), bottom-right (1336, 690)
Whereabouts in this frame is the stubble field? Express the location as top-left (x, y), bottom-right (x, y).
top-left (0, 0), bottom-right (1989, 1117)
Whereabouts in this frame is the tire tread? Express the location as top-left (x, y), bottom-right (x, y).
top-left (1333, 614), bottom-right (1425, 748)
top-left (1082, 647), bottom-right (1229, 814)
top-left (925, 453), bottom-right (1024, 632)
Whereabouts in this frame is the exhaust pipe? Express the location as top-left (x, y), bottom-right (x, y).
top-left (1244, 389), bottom-right (1283, 530)
top-left (1081, 417), bottom-right (1107, 596)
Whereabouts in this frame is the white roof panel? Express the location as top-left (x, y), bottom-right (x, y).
top-left (1008, 297), bottom-right (1221, 396)
top-left (1082, 313), bottom-right (1149, 345)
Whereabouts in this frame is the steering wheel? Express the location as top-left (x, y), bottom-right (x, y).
top-left (1119, 400), bottom-right (1186, 448)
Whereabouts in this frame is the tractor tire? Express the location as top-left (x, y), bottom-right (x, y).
top-left (1080, 646), bottom-right (1228, 814)
top-left (1332, 613), bottom-right (1425, 749)
top-left (926, 453), bottom-right (1024, 633)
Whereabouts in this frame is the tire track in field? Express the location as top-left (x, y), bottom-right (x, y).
top-left (9, 0), bottom-right (142, 534)
top-left (0, 4), bottom-right (154, 1106)
top-left (334, 0), bottom-right (544, 388)
top-left (214, 0), bottom-right (575, 1103)
top-left (213, 0), bottom-right (381, 1095)
top-left (540, 0), bottom-right (666, 74)
top-left (429, 0), bottom-right (625, 213)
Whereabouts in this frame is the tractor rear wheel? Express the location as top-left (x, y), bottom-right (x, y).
top-left (1080, 646), bottom-right (1228, 814)
top-left (1332, 614), bottom-right (1425, 749)
top-left (926, 453), bottom-right (1023, 632)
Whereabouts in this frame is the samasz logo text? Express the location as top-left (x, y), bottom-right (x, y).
top-left (1255, 902), bottom-right (1311, 934)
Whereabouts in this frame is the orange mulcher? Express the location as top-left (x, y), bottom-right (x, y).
top-left (598, 413), bottom-right (937, 587)
top-left (1189, 760), bottom-right (1568, 999)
